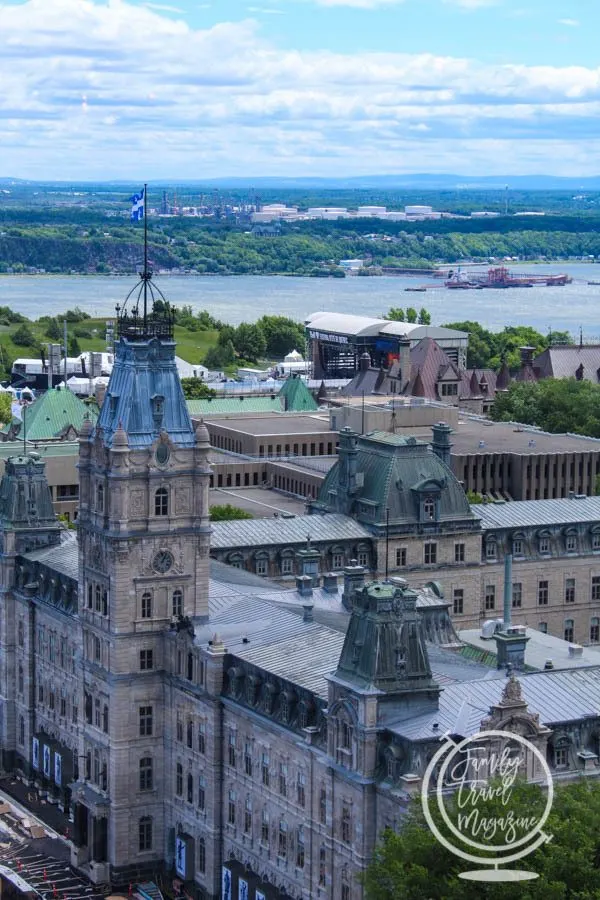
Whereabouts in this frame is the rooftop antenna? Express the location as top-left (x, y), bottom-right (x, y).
top-left (580, 326), bottom-right (583, 350)
top-left (504, 184), bottom-right (509, 216)
top-left (143, 181), bottom-right (149, 329)
top-left (361, 391), bottom-right (365, 435)
top-left (385, 507), bottom-right (390, 581)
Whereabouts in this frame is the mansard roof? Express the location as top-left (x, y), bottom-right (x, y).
top-left (473, 495), bottom-right (600, 530)
top-left (96, 334), bottom-right (195, 449)
top-left (5, 389), bottom-right (97, 441)
top-left (0, 454), bottom-right (61, 534)
top-left (210, 512), bottom-right (371, 550)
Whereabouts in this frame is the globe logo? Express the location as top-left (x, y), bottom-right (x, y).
top-left (421, 729), bottom-right (554, 882)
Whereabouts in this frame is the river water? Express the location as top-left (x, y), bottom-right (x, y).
top-left (1, 263), bottom-right (599, 336)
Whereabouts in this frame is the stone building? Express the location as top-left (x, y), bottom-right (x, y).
top-left (2, 299), bottom-right (600, 900)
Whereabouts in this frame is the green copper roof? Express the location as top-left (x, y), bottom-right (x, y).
top-left (9, 390), bottom-right (97, 442)
top-left (279, 376), bottom-right (318, 412)
top-left (187, 397), bottom-right (282, 415)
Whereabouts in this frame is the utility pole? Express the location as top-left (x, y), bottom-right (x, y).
top-left (63, 319), bottom-right (68, 386)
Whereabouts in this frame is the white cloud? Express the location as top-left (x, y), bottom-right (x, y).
top-left (143, 3), bottom-right (185, 12)
top-left (558, 18), bottom-right (580, 27)
top-left (0, 0), bottom-right (599, 178)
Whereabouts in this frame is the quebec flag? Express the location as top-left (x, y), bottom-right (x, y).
top-left (130, 188), bottom-right (145, 222)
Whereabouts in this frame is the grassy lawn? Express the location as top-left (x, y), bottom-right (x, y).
top-left (0, 317), bottom-right (220, 375)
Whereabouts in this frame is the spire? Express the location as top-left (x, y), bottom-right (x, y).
top-left (411, 369), bottom-right (426, 397)
top-left (335, 580), bottom-right (440, 706)
top-left (0, 454), bottom-right (61, 552)
top-left (496, 358), bottom-right (510, 390)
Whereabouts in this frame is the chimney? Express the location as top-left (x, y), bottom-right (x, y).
top-left (397, 338), bottom-right (411, 389)
top-left (322, 572), bottom-right (338, 594)
top-left (431, 422), bottom-right (452, 466)
top-left (95, 383), bottom-right (107, 407)
top-left (302, 604), bottom-right (314, 624)
top-left (342, 560), bottom-right (365, 610)
top-left (296, 575), bottom-right (313, 598)
top-left (520, 346), bottom-right (535, 367)
top-left (359, 352), bottom-right (371, 373)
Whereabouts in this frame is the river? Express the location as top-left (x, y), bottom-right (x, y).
top-left (1, 263), bottom-right (599, 336)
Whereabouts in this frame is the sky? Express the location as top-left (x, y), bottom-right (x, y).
top-left (0, 0), bottom-right (598, 180)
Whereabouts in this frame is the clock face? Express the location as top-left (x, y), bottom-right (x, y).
top-left (153, 550), bottom-right (174, 574)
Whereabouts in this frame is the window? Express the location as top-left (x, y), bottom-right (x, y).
top-left (139, 757), bottom-right (153, 791)
top-left (228, 732), bottom-right (237, 767)
top-left (95, 585), bottom-right (101, 612)
top-left (591, 617), bottom-right (600, 643)
top-left (261, 752), bottom-right (270, 787)
top-left (296, 826), bottom-right (305, 868)
top-left (565, 578), bottom-right (575, 604)
top-left (452, 589), bottom-right (464, 615)
top-left (281, 557), bottom-right (294, 575)
top-left (256, 557), bottom-right (268, 576)
top-left (87, 584), bottom-right (93, 609)
top-left (93, 636), bottom-right (101, 663)
top-left (297, 772), bottom-right (306, 808)
top-left (103, 704), bottom-right (109, 733)
top-left (155, 487), bottom-right (168, 516)
top-left (512, 539), bottom-right (523, 557)
top-left (332, 553), bottom-right (344, 570)
top-left (197, 775), bottom-right (206, 811)
top-left (593, 532), bottom-right (600, 551)
top-left (176, 763), bottom-right (183, 797)
top-left (342, 884), bottom-right (351, 900)
top-left (197, 839), bottom-right (206, 874)
top-left (538, 581), bottom-right (549, 606)
top-left (441, 382), bottom-right (458, 396)
top-left (564, 619), bottom-right (574, 643)
top-left (555, 746), bottom-right (568, 768)
top-left (244, 742), bottom-right (253, 776)
top-left (396, 548), bottom-right (407, 568)
top-left (141, 592), bottom-right (152, 619)
top-left (18, 620), bottom-right (24, 647)
top-left (172, 589), bottom-right (183, 618)
top-left (423, 497), bottom-right (435, 520)
top-left (244, 797), bottom-right (252, 833)
top-left (484, 585), bottom-right (496, 611)
top-left (278, 820), bottom-right (287, 858)
top-left (424, 542), bottom-right (437, 565)
top-left (278, 762), bottom-right (287, 797)
top-left (512, 583), bottom-right (522, 609)
top-left (102, 590), bottom-right (108, 616)
top-left (198, 721), bottom-right (206, 754)
top-left (139, 817), bottom-right (152, 852)
top-left (187, 720), bottom-right (193, 749)
top-left (593, 577), bottom-right (600, 601)
top-left (94, 697), bottom-right (100, 727)
top-left (140, 649), bottom-right (153, 670)
top-left (187, 773), bottom-right (193, 804)
top-left (485, 539), bottom-right (497, 560)
top-left (319, 788), bottom-right (327, 824)
top-left (176, 716), bottom-right (183, 742)
top-left (538, 622), bottom-right (548, 634)
top-left (18, 715), bottom-right (24, 746)
top-left (454, 543), bottom-right (465, 563)
top-left (96, 483), bottom-right (104, 513)
top-left (17, 665), bottom-right (23, 694)
top-left (319, 846), bottom-right (327, 886)
top-left (566, 534), bottom-right (578, 553)
top-left (357, 551), bottom-right (369, 567)
top-left (261, 810), bottom-right (269, 845)
top-left (539, 536), bottom-right (550, 555)
top-left (139, 705), bottom-right (153, 736)
top-left (227, 790), bottom-right (236, 826)
top-left (341, 806), bottom-right (351, 844)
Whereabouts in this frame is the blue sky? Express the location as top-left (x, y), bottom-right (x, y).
top-left (0, 0), bottom-right (598, 179)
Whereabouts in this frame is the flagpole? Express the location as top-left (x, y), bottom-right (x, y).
top-left (143, 181), bottom-right (148, 328)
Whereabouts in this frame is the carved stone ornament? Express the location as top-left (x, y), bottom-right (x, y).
top-left (501, 675), bottom-right (523, 704)
top-left (130, 491), bottom-right (144, 515)
top-left (175, 488), bottom-right (191, 515)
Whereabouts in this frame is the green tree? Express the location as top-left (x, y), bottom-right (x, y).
top-left (0, 392), bottom-right (12, 425)
top-left (418, 307), bottom-right (431, 325)
top-left (68, 335), bottom-right (81, 357)
top-left (204, 341), bottom-right (235, 370)
top-left (386, 307), bottom-right (405, 322)
top-left (491, 378), bottom-right (600, 438)
top-left (209, 504), bottom-right (253, 521)
top-left (180, 378), bottom-right (217, 399)
top-left (443, 320), bottom-right (498, 369)
top-left (45, 318), bottom-right (62, 341)
top-left (364, 779), bottom-right (600, 900)
top-left (12, 324), bottom-right (37, 348)
top-left (257, 316), bottom-right (306, 359)
top-left (233, 322), bottom-right (267, 363)
top-left (405, 307), bottom-right (418, 323)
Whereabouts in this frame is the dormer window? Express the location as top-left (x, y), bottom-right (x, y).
top-left (512, 538), bottom-right (524, 557)
top-left (151, 394), bottom-right (165, 423)
top-left (485, 538), bottom-right (497, 560)
top-left (539, 536), bottom-right (550, 555)
top-left (423, 497), bottom-right (435, 521)
top-left (565, 533), bottom-right (578, 554)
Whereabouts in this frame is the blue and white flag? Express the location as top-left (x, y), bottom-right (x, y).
top-left (130, 188), bottom-right (145, 222)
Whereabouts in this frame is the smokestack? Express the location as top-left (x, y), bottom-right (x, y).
top-left (431, 422), bottom-right (452, 466)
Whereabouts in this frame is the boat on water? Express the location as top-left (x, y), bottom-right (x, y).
top-left (445, 266), bottom-right (571, 290)
top-left (404, 286), bottom-right (427, 292)
top-left (588, 281), bottom-right (600, 286)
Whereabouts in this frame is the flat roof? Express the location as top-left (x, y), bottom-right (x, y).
top-left (473, 495), bottom-right (600, 529)
top-left (460, 626), bottom-right (600, 672)
top-left (205, 413), bottom-right (334, 436)
top-left (0, 441), bottom-right (79, 459)
top-left (209, 488), bottom-right (307, 518)
top-left (409, 417), bottom-right (600, 455)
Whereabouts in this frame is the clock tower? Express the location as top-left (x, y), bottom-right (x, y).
top-left (73, 301), bottom-right (211, 883)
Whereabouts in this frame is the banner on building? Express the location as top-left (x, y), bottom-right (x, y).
top-left (175, 837), bottom-right (186, 879)
top-left (42, 745), bottom-right (51, 778)
top-left (54, 752), bottom-right (62, 787)
top-left (32, 738), bottom-right (39, 770)
top-left (239, 878), bottom-right (248, 900)
top-left (222, 866), bottom-right (232, 900)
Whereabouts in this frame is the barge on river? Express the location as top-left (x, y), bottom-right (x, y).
top-left (445, 266), bottom-right (571, 289)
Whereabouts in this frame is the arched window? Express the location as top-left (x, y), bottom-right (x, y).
top-left (141, 592), bottom-right (152, 619)
top-left (139, 816), bottom-right (152, 852)
top-left (176, 762), bottom-right (183, 796)
top-left (155, 487), bottom-right (168, 517)
top-left (139, 756), bottom-right (153, 791)
top-left (197, 838), bottom-right (206, 873)
top-left (172, 589), bottom-right (183, 618)
top-left (424, 497), bottom-right (435, 520)
top-left (96, 483), bottom-right (104, 512)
